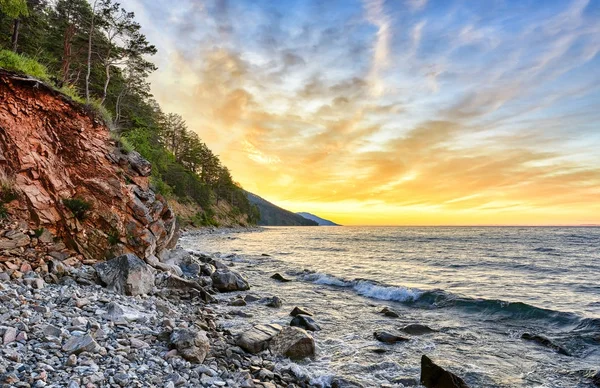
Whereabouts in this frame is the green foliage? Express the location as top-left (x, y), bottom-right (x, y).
top-left (118, 136), bottom-right (134, 154)
top-left (58, 84), bottom-right (85, 104)
top-left (63, 197), bottom-right (91, 220)
top-left (0, 0), bottom-right (28, 19)
top-left (107, 228), bottom-right (119, 246)
top-left (0, 49), bottom-right (49, 81)
top-left (87, 98), bottom-right (113, 125)
top-left (33, 228), bottom-right (44, 237)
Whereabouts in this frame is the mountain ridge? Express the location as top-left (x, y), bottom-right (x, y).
top-left (245, 192), bottom-right (318, 226)
top-left (297, 212), bottom-right (340, 226)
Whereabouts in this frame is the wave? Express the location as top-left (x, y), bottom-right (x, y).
top-left (298, 271), bottom-right (598, 331)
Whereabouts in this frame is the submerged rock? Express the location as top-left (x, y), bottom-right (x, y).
top-left (94, 254), bottom-right (154, 296)
top-left (420, 355), bottom-right (469, 388)
top-left (373, 331), bottom-right (409, 343)
top-left (521, 333), bottom-right (571, 356)
top-left (592, 370), bottom-right (600, 386)
top-left (400, 324), bottom-right (437, 335)
top-left (290, 314), bottom-right (321, 332)
top-left (237, 324), bottom-right (283, 354)
top-left (169, 329), bottom-right (210, 363)
top-left (269, 326), bottom-right (315, 359)
top-left (331, 377), bottom-right (365, 387)
top-left (265, 296), bottom-right (283, 308)
top-left (380, 307), bottom-right (400, 318)
top-left (211, 269), bottom-right (250, 292)
top-left (270, 273), bottom-right (292, 282)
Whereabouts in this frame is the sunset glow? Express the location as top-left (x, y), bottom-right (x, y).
top-left (130, 0), bottom-right (600, 225)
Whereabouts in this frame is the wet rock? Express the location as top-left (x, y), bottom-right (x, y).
top-left (380, 307), bottom-right (399, 318)
top-left (94, 254), bottom-right (154, 296)
top-left (420, 355), bottom-right (469, 388)
top-left (62, 334), bottom-right (102, 355)
top-left (269, 326), bottom-right (315, 359)
top-left (244, 294), bottom-right (261, 303)
top-left (393, 376), bottom-right (420, 386)
top-left (229, 298), bottom-right (247, 307)
top-left (521, 333), bottom-right (571, 356)
top-left (169, 329), bottom-right (210, 363)
top-left (331, 377), bottom-right (365, 387)
top-left (592, 370), bottom-right (600, 386)
top-left (290, 314), bottom-right (321, 332)
top-left (237, 324), bottom-right (283, 354)
top-left (373, 331), bottom-right (409, 343)
top-left (290, 306), bottom-right (313, 317)
top-left (211, 269), bottom-right (250, 292)
top-left (270, 273), bottom-right (292, 282)
top-left (400, 324), bottom-right (437, 335)
top-left (265, 296), bottom-right (282, 308)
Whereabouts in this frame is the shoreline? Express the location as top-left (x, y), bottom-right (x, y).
top-left (0, 245), bottom-right (313, 388)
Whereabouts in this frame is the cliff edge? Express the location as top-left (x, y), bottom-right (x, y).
top-left (0, 70), bottom-right (176, 266)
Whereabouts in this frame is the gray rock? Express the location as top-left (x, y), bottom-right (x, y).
top-left (269, 326), bottom-right (315, 359)
top-left (211, 269), bottom-right (249, 292)
top-left (3, 327), bottom-right (17, 344)
top-left (401, 324), bottom-right (437, 335)
top-left (237, 324), bottom-right (283, 354)
top-left (374, 331), bottom-right (409, 344)
top-left (42, 324), bottom-right (62, 338)
top-left (128, 151), bottom-right (152, 176)
top-left (62, 334), bottom-right (102, 355)
top-left (380, 307), bottom-right (399, 318)
top-left (94, 254), bottom-right (155, 296)
top-left (290, 314), bottom-right (321, 332)
top-left (265, 296), bottom-right (282, 308)
top-left (169, 329), bottom-right (210, 363)
top-left (420, 355), bottom-right (469, 388)
top-left (103, 302), bottom-right (149, 322)
top-left (270, 273), bottom-right (291, 282)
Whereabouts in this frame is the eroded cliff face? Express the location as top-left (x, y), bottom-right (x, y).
top-left (0, 71), bottom-right (177, 264)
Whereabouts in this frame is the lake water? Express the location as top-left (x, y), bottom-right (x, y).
top-left (181, 226), bottom-right (600, 387)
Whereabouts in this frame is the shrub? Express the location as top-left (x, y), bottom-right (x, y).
top-left (58, 84), bottom-right (85, 104)
top-left (0, 50), bottom-right (50, 82)
top-left (63, 197), bottom-right (91, 220)
top-left (87, 99), bottom-right (113, 126)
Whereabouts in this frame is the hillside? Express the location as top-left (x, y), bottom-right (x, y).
top-left (246, 192), bottom-right (318, 226)
top-left (297, 212), bottom-right (340, 226)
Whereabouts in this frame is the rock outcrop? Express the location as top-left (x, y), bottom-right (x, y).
top-left (269, 326), bottom-right (315, 359)
top-left (420, 355), bottom-right (469, 388)
top-left (0, 71), bottom-right (176, 266)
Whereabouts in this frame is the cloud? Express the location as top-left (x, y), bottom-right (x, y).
top-left (125, 0), bottom-right (600, 225)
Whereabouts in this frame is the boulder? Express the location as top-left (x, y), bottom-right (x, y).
top-left (269, 326), bottom-right (315, 359)
top-left (373, 331), bottom-right (409, 343)
top-left (290, 306), bottom-right (313, 316)
top-left (521, 333), bottom-right (571, 356)
top-left (237, 324), bottom-right (283, 354)
top-left (94, 254), bottom-right (154, 296)
top-left (169, 329), bottom-right (210, 363)
top-left (270, 273), bottom-right (292, 282)
top-left (290, 314), bottom-right (321, 332)
top-left (62, 335), bottom-right (102, 355)
top-left (401, 324), bottom-right (437, 335)
top-left (380, 307), bottom-right (399, 318)
top-left (104, 302), bottom-right (150, 322)
top-left (211, 269), bottom-right (249, 292)
top-left (420, 355), bottom-right (469, 388)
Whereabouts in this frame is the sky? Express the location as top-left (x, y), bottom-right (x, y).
top-left (127, 0), bottom-right (600, 225)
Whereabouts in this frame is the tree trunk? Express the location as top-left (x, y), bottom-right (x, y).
top-left (61, 24), bottom-right (76, 85)
top-left (101, 63), bottom-right (110, 105)
top-left (11, 19), bottom-right (20, 52)
top-left (85, 1), bottom-right (97, 103)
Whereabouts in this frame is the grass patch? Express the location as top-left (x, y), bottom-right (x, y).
top-left (0, 50), bottom-right (50, 82)
top-left (58, 84), bottom-right (85, 104)
top-left (87, 98), bottom-right (113, 126)
top-left (63, 197), bottom-right (92, 220)
top-left (107, 228), bottom-right (120, 246)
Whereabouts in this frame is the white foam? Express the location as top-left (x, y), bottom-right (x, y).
top-left (353, 280), bottom-right (422, 302)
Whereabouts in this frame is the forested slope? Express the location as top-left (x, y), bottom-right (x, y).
top-left (0, 0), bottom-right (259, 227)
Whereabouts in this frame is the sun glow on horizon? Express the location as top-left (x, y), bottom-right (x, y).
top-left (129, 0), bottom-right (600, 225)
